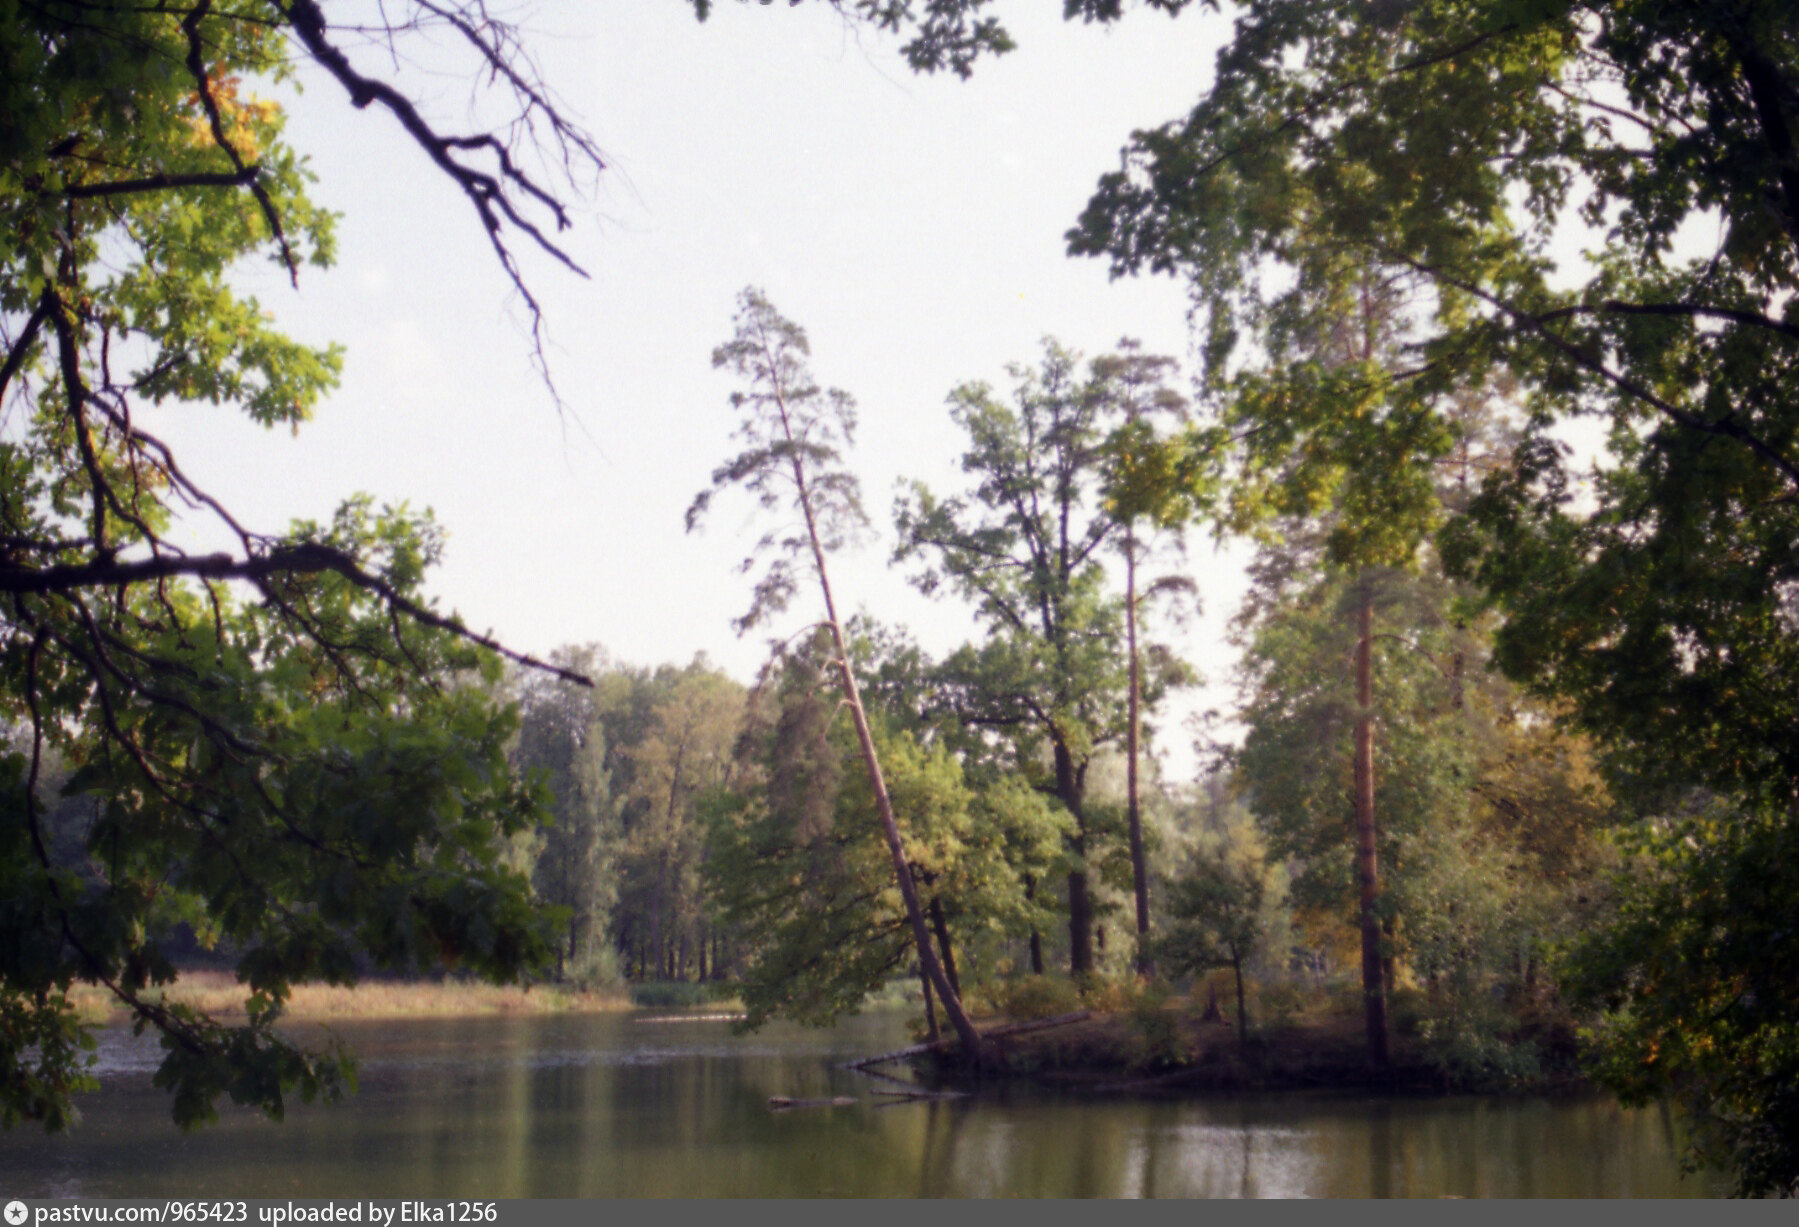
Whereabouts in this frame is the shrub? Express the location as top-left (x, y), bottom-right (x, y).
top-left (1076, 973), bottom-right (1150, 1015)
top-left (628, 981), bottom-right (716, 1009)
top-left (565, 943), bottom-right (619, 993)
top-left (1254, 980), bottom-right (1325, 1028)
top-left (1414, 994), bottom-right (1544, 1089)
top-left (989, 974), bottom-right (1082, 1021)
top-left (1128, 981), bottom-right (1186, 1068)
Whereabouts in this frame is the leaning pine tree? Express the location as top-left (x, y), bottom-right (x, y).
top-left (687, 288), bottom-right (985, 1062)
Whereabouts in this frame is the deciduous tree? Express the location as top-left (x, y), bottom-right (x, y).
top-left (511, 646), bottom-right (619, 987)
top-left (0, 0), bottom-right (600, 1130)
top-left (624, 665), bottom-right (743, 982)
top-left (1162, 817), bottom-right (1277, 1053)
top-left (897, 341), bottom-right (1137, 976)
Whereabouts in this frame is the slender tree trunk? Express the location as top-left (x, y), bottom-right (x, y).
top-left (650, 849), bottom-right (667, 982)
top-left (920, 964), bottom-right (940, 1043)
top-left (928, 897), bottom-right (961, 1000)
top-left (1354, 577), bottom-right (1390, 1069)
top-left (1056, 742), bottom-right (1094, 975)
top-left (652, 748), bottom-right (685, 984)
top-left (1124, 526), bottom-right (1153, 976)
top-left (1232, 952), bottom-right (1248, 1054)
top-left (774, 406), bottom-right (986, 1062)
top-left (1024, 875), bottom-right (1045, 975)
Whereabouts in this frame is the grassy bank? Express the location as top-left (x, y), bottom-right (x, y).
top-left (68, 970), bottom-right (640, 1025)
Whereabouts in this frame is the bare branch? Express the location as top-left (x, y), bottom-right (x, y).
top-left (0, 294), bottom-right (50, 405)
top-left (1538, 299), bottom-right (1799, 343)
top-left (62, 167), bottom-right (262, 198)
top-left (278, 0), bottom-right (600, 405)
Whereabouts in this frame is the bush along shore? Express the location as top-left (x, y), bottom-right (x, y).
top-left (896, 975), bottom-right (1587, 1096)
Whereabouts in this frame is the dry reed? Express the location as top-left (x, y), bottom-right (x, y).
top-left (66, 970), bottom-right (633, 1025)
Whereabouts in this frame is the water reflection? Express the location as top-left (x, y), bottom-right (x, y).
top-left (3, 1012), bottom-right (1723, 1198)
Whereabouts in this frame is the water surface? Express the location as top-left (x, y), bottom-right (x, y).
top-left (4, 1011), bottom-right (1721, 1197)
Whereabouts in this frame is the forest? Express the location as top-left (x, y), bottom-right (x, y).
top-left (2, 0), bottom-right (1796, 1202)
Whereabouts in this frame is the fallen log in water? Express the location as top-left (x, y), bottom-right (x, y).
top-left (846, 1041), bottom-right (935, 1069)
top-left (767, 1095), bottom-right (858, 1110)
top-left (847, 1011), bottom-right (1094, 1069)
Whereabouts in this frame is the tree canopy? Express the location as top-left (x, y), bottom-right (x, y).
top-left (1, 1), bottom-right (600, 1130)
top-left (1067, 0), bottom-right (1799, 808)
top-left (1055, 0), bottom-right (1799, 1193)
top-left (897, 340), bottom-right (1137, 974)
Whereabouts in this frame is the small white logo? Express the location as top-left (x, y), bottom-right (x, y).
top-left (4, 1200), bottom-right (28, 1226)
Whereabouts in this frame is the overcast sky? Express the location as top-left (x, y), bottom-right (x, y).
top-left (145, 2), bottom-right (1252, 779)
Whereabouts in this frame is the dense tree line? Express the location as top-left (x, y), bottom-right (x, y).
top-left (514, 307), bottom-right (1204, 1023)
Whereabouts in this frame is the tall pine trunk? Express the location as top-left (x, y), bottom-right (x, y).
top-left (776, 410), bottom-right (985, 1061)
top-left (1231, 951), bottom-right (1248, 1054)
top-left (1354, 577), bottom-right (1390, 1069)
top-left (650, 849), bottom-right (666, 983)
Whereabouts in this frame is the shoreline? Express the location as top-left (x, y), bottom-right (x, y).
top-left (73, 975), bottom-right (1585, 1099)
top-left (927, 1004), bottom-right (1591, 1098)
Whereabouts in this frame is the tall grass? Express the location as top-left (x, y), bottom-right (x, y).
top-left (66, 970), bottom-right (635, 1024)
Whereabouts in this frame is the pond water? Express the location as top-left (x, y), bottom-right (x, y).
top-left (4, 1011), bottom-right (1723, 1198)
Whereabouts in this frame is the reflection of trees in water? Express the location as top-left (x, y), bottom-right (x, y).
top-left (914, 1099), bottom-right (973, 1197)
top-left (918, 1097), bottom-right (1325, 1196)
top-left (1369, 1103), bottom-right (1394, 1198)
top-left (3, 1017), bottom-right (1724, 1196)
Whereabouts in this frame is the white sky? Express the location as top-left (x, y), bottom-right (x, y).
top-left (143, 2), bottom-right (1251, 780)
